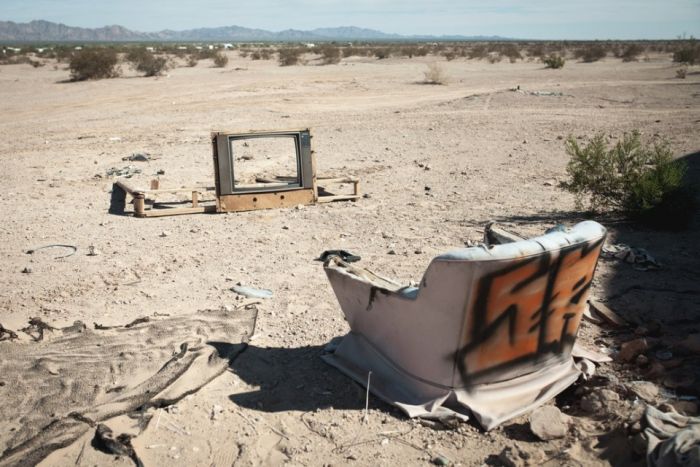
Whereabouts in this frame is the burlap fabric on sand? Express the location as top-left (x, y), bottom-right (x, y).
top-left (0, 308), bottom-right (257, 467)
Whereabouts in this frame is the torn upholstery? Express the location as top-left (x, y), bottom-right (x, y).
top-left (322, 221), bottom-right (606, 429)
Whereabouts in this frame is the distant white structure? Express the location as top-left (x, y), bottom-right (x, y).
top-left (222, 43), bottom-right (234, 49)
top-left (146, 46), bottom-right (155, 52)
top-left (305, 43), bottom-right (316, 48)
top-left (74, 46), bottom-right (83, 50)
top-left (208, 44), bottom-right (214, 50)
top-left (177, 46), bottom-right (188, 50)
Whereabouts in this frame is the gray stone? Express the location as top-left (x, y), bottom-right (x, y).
top-left (529, 405), bottom-right (569, 440)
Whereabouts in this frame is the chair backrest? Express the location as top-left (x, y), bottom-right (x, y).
top-left (423, 220), bottom-right (607, 386)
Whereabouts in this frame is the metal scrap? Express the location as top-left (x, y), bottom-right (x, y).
top-left (26, 244), bottom-right (77, 259)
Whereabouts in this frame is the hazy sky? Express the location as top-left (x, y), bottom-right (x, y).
top-left (3, 0), bottom-right (699, 39)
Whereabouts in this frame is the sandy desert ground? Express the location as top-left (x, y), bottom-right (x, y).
top-left (1, 51), bottom-right (699, 466)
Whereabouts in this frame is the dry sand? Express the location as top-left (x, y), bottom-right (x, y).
top-left (1, 51), bottom-right (699, 466)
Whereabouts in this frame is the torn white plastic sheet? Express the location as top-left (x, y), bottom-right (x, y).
top-left (322, 221), bottom-right (607, 430)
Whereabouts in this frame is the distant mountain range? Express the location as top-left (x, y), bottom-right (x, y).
top-left (0, 20), bottom-right (511, 42)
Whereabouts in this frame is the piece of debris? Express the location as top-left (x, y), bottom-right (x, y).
top-left (231, 285), bottom-right (273, 299)
top-left (639, 405), bottom-right (700, 467)
top-left (94, 317), bottom-right (150, 330)
top-left (602, 243), bottom-right (660, 270)
top-left (316, 250), bottom-right (361, 263)
top-left (160, 231), bottom-right (170, 237)
top-left (0, 323), bottom-right (19, 341)
top-left (543, 179), bottom-right (557, 186)
top-left (87, 245), bottom-right (99, 256)
top-left (529, 406), bottom-right (569, 440)
top-left (21, 267), bottom-right (32, 274)
top-left (322, 220), bottom-right (607, 429)
top-left (432, 455), bottom-right (450, 466)
top-left (122, 153), bottom-right (150, 162)
top-left (106, 166), bottom-right (142, 178)
top-left (156, 169), bottom-right (165, 175)
top-left (21, 317), bottom-right (57, 342)
top-left (92, 424), bottom-right (144, 467)
top-left (619, 338), bottom-right (649, 362)
top-left (62, 320), bottom-right (87, 334)
top-left (26, 244), bottom-right (77, 259)
top-left (588, 299), bottom-right (627, 327)
top-left (627, 381), bottom-right (660, 403)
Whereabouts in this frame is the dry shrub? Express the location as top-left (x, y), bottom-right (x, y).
top-left (620, 43), bottom-right (645, 62)
top-left (676, 67), bottom-right (687, 79)
top-left (69, 48), bottom-right (119, 81)
top-left (250, 51), bottom-right (262, 60)
top-left (318, 45), bottom-right (341, 65)
top-left (213, 52), bottom-right (228, 68)
top-left (673, 40), bottom-right (700, 65)
top-left (126, 48), bottom-right (168, 76)
top-left (423, 62), bottom-right (447, 85)
top-left (373, 47), bottom-right (392, 59)
top-left (186, 54), bottom-right (199, 67)
top-left (467, 45), bottom-right (488, 60)
top-left (278, 47), bottom-right (303, 66)
top-left (575, 44), bottom-right (607, 62)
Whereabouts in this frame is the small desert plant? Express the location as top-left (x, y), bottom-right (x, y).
top-left (620, 43), bottom-right (644, 62)
top-left (423, 62), bottom-right (447, 85)
top-left (467, 45), bottom-right (488, 60)
top-left (250, 51), bottom-right (262, 60)
top-left (318, 45), bottom-right (341, 65)
top-left (562, 131), bottom-right (696, 228)
top-left (186, 54), bottom-right (199, 67)
top-left (575, 44), bottom-right (607, 62)
top-left (373, 47), bottom-right (392, 59)
top-left (543, 54), bottom-right (565, 69)
top-left (278, 47), bottom-right (303, 66)
top-left (126, 48), bottom-right (168, 76)
top-left (673, 40), bottom-right (700, 65)
top-left (69, 47), bottom-right (119, 81)
top-left (212, 51), bottom-right (228, 68)
top-left (676, 67), bottom-right (688, 79)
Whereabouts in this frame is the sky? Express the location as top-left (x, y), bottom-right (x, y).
top-left (2, 0), bottom-right (700, 40)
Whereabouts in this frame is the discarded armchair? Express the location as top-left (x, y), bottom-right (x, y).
top-left (322, 221), bottom-right (607, 429)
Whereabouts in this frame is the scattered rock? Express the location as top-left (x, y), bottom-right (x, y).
top-left (211, 404), bottom-right (224, 420)
top-left (160, 231), bottom-right (170, 237)
top-left (156, 169), bottom-right (165, 175)
top-left (497, 446), bottom-right (528, 467)
top-left (581, 388), bottom-right (620, 413)
top-left (87, 245), bottom-right (99, 256)
top-left (424, 186), bottom-right (431, 191)
top-left (414, 249), bottom-right (423, 255)
top-left (21, 267), bottom-right (32, 274)
top-left (626, 381), bottom-right (659, 402)
top-left (529, 406), bottom-right (569, 440)
top-left (543, 179), bottom-right (557, 187)
top-left (387, 250), bottom-right (396, 255)
top-left (618, 338), bottom-right (648, 362)
top-left (432, 455), bottom-right (450, 466)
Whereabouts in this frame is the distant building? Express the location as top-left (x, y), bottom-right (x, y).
top-left (305, 43), bottom-right (316, 48)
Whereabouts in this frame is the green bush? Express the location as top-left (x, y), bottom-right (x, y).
top-left (562, 132), bottom-right (696, 228)
top-left (543, 54), bottom-right (565, 69)
top-left (69, 48), bottom-right (119, 81)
